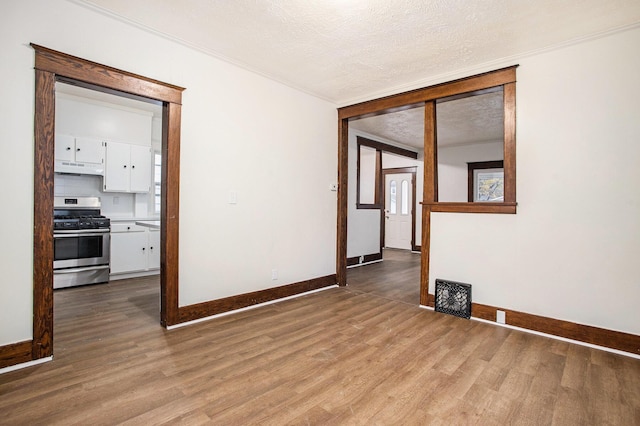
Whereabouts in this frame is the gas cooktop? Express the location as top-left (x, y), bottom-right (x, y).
top-left (54, 215), bottom-right (110, 231)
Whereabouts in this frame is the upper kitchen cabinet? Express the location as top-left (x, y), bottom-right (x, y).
top-left (54, 135), bottom-right (105, 175)
top-left (104, 142), bottom-right (151, 193)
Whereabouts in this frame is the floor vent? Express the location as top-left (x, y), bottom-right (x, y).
top-left (435, 279), bottom-right (472, 319)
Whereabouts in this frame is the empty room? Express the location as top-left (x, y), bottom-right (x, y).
top-left (1, 0), bottom-right (639, 424)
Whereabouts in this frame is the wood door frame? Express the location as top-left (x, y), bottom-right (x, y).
top-left (31, 44), bottom-right (184, 360)
top-left (381, 167), bottom-right (418, 252)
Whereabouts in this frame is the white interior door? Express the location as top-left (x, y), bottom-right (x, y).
top-left (385, 173), bottom-right (412, 250)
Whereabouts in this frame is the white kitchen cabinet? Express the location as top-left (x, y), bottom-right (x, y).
top-left (55, 135), bottom-right (105, 174)
top-left (55, 134), bottom-right (76, 162)
top-left (148, 229), bottom-right (160, 270)
top-left (110, 223), bottom-right (160, 276)
top-left (104, 141), bottom-right (151, 193)
top-left (130, 145), bottom-right (152, 192)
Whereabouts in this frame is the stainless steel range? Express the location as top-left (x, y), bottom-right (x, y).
top-left (53, 197), bottom-right (110, 289)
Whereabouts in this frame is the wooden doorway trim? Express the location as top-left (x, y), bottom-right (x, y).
top-left (337, 66), bottom-right (517, 303)
top-left (31, 44), bottom-right (185, 360)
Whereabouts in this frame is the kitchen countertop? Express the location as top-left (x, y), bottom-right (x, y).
top-left (109, 217), bottom-right (160, 222)
top-left (135, 220), bottom-right (161, 229)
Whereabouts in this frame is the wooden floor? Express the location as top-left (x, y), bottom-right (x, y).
top-left (1, 257), bottom-right (639, 424)
top-left (347, 248), bottom-right (421, 305)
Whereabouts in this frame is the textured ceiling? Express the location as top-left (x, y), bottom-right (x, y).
top-left (76, 0), bottom-right (640, 105)
top-left (350, 91), bottom-right (503, 149)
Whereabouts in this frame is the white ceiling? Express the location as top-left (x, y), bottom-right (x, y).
top-left (350, 90), bottom-right (504, 149)
top-left (77, 0), bottom-right (640, 106)
top-left (72, 0), bottom-right (639, 148)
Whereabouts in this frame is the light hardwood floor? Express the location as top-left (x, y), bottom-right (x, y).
top-left (1, 257), bottom-right (639, 424)
top-left (347, 248), bottom-right (421, 305)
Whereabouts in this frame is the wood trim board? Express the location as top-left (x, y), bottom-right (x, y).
top-left (177, 275), bottom-right (337, 323)
top-left (423, 295), bottom-right (640, 355)
top-left (356, 136), bottom-right (418, 159)
top-left (29, 44), bottom-right (185, 367)
top-left (347, 252), bottom-right (383, 267)
top-left (339, 66), bottom-right (517, 119)
top-left (0, 340), bottom-right (33, 369)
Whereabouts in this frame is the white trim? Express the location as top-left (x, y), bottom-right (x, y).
top-left (167, 285), bottom-right (339, 330)
top-left (419, 305), bottom-right (640, 360)
top-left (0, 356), bottom-right (53, 375)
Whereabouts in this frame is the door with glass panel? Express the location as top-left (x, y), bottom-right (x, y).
top-left (384, 173), bottom-right (412, 250)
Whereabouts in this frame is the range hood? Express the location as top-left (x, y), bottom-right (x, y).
top-left (55, 159), bottom-right (104, 175)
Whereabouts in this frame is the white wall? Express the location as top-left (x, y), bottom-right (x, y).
top-left (56, 93), bottom-right (153, 146)
top-left (430, 26), bottom-right (640, 335)
top-left (437, 141), bottom-right (503, 202)
top-left (347, 130), bottom-right (380, 258)
top-left (0, 0), bottom-right (337, 346)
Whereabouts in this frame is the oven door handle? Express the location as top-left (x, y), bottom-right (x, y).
top-left (54, 230), bottom-right (110, 237)
top-left (54, 265), bottom-right (110, 274)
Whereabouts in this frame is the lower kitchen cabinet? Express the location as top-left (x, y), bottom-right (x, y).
top-left (110, 223), bottom-right (160, 276)
top-left (148, 229), bottom-right (160, 270)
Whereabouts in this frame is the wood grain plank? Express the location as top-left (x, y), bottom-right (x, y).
top-left (32, 69), bottom-right (55, 360)
top-left (31, 44), bottom-right (184, 104)
top-left (0, 341), bottom-right (33, 369)
top-left (337, 118), bottom-right (349, 286)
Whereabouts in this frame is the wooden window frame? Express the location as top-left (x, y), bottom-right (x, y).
top-left (356, 136), bottom-right (418, 209)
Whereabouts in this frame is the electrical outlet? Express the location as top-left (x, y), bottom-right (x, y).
top-left (359, 255), bottom-right (364, 264)
top-left (271, 269), bottom-right (278, 280)
top-left (496, 310), bottom-right (506, 324)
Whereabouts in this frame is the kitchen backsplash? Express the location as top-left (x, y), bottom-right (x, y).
top-left (54, 173), bottom-right (153, 218)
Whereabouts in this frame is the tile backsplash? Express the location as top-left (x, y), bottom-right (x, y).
top-left (54, 173), bottom-right (148, 218)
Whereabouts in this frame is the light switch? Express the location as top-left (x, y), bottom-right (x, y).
top-left (229, 191), bottom-right (237, 204)
top-left (329, 183), bottom-right (338, 191)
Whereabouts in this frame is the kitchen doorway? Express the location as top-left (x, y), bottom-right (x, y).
top-left (52, 81), bottom-right (164, 347)
top-left (32, 45), bottom-right (184, 361)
